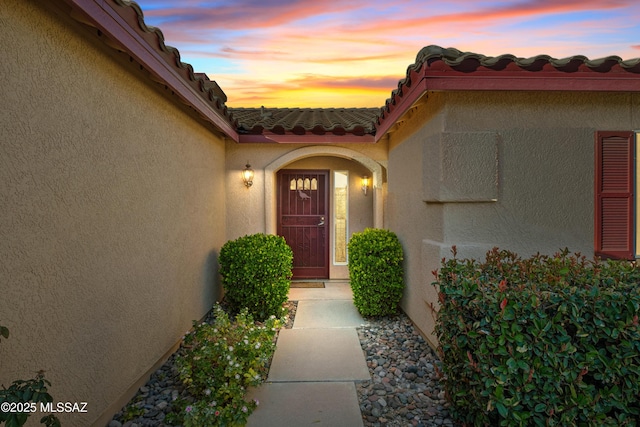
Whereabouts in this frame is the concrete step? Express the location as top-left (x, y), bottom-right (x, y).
top-left (267, 328), bottom-right (370, 382)
top-left (246, 382), bottom-right (364, 427)
top-left (293, 300), bottom-right (368, 329)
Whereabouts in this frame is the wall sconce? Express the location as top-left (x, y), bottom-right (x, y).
top-left (242, 163), bottom-right (254, 188)
top-left (361, 176), bottom-right (370, 195)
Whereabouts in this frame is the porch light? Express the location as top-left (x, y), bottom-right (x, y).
top-left (242, 163), bottom-right (254, 188)
top-left (361, 176), bottom-right (370, 195)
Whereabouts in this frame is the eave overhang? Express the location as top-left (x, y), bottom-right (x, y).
top-left (375, 46), bottom-right (640, 142)
top-left (238, 133), bottom-right (376, 144)
top-left (61, 0), bottom-right (239, 141)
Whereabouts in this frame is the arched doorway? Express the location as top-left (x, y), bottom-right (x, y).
top-left (264, 147), bottom-right (384, 279)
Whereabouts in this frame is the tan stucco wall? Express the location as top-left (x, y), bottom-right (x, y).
top-left (0, 2), bottom-right (225, 425)
top-left (225, 142), bottom-right (387, 279)
top-left (386, 94), bottom-right (446, 346)
top-left (387, 90), bottom-right (640, 347)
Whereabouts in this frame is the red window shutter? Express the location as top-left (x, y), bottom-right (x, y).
top-left (594, 131), bottom-right (634, 260)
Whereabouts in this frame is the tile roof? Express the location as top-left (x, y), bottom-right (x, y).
top-left (230, 107), bottom-right (379, 136)
top-left (408, 45), bottom-right (640, 74)
top-left (376, 45), bottom-right (640, 139)
top-left (67, 1), bottom-right (640, 143)
top-left (76, 0), bottom-right (378, 141)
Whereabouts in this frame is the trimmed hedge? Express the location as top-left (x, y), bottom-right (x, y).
top-left (219, 233), bottom-right (293, 321)
top-left (348, 228), bottom-right (404, 316)
top-left (434, 247), bottom-right (640, 426)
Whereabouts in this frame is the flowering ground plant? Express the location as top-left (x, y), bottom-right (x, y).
top-left (173, 304), bottom-right (282, 426)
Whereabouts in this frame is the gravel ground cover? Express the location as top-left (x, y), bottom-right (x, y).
top-left (356, 313), bottom-right (460, 427)
top-left (109, 301), bottom-right (459, 427)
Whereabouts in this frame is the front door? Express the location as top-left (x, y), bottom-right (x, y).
top-left (277, 170), bottom-right (329, 279)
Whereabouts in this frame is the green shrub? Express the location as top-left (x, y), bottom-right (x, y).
top-left (348, 228), bottom-right (404, 316)
top-left (173, 305), bottom-right (281, 427)
top-left (219, 233), bottom-right (293, 321)
top-left (434, 247), bottom-right (640, 426)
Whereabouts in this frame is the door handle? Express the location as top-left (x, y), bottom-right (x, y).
top-left (317, 216), bottom-right (325, 226)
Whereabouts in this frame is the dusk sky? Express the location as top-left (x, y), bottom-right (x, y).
top-left (133, 0), bottom-right (640, 108)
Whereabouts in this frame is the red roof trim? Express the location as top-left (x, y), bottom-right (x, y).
top-left (375, 78), bottom-right (427, 141)
top-left (63, 0), bottom-right (239, 141)
top-left (238, 133), bottom-right (375, 144)
top-left (49, 8), bottom-right (640, 145)
top-left (422, 70), bottom-right (640, 91)
top-left (375, 46), bottom-right (640, 140)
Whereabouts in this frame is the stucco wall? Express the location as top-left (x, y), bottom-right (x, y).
top-left (0, 2), bottom-right (225, 425)
top-left (386, 93), bottom-right (446, 345)
top-left (387, 90), bottom-right (640, 346)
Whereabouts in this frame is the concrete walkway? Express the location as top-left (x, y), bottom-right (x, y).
top-left (247, 281), bottom-right (370, 427)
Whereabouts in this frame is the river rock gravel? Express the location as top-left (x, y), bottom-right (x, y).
top-left (356, 313), bottom-right (460, 427)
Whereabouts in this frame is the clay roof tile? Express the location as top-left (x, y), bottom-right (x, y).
top-left (230, 107), bottom-right (380, 136)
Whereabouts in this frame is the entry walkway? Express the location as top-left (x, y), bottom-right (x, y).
top-left (247, 281), bottom-right (370, 426)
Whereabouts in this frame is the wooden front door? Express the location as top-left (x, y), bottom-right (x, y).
top-left (277, 170), bottom-right (329, 279)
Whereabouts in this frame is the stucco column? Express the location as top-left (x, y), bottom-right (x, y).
top-left (373, 186), bottom-right (383, 229)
